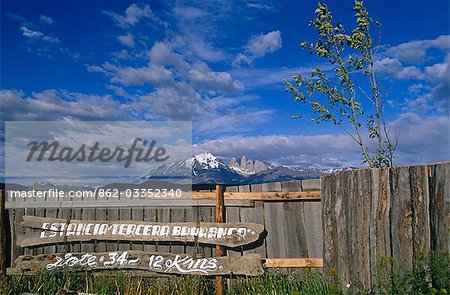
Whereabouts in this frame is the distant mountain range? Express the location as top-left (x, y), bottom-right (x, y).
top-left (142, 152), bottom-right (354, 185)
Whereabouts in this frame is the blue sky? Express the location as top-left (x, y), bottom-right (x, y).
top-left (1, 0), bottom-right (449, 169)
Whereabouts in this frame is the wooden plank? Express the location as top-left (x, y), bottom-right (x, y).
top-left (321, 174), bottom-right (338, 278)
top-left (303, 202), bottom-right (323, 259)
top-left (409, 165), bottom-right (431, 267)
top-left (155, 208), bottom-right (170, 254)
top-left (264, 202), bottom-right (287, 260)
top-left (238, 185), bottom-right (251, 193)
top-left (240, 200), bottom-right (266, 257)
top-left (370, 168), bottom-right (391, 290)
top-left (12, 252), bottom-right (264, 276)
top-left (184, 207), bottom-right (198, 257)
top-left (336, 171), bottom-right (351, 285)
top-left (283, 202), bottom-right (308, 258)
top-left (199, 207), bottom-right (214, 257)
top-left (80, 192), bottom-right (95, 254)
top-left (356, 169), bottom-right (372, 289)
top-left (302, 179), bottom-right (321, 191)
top-left (118, 193), bottom-right (131, 252)
top-left (261, 182), bottom-right (282, 192)
top-left (41, 193), bottom-right (55, 254)
top-left (0, 190), bottom-right (6, 276)
top-left (106, 195), bottom-right (119, 253)
top-left (95, 200), bottom-right (108, 253)
top-left (226, 207), bottom-right (241, 258)
top-left (225, 186), bottom-right (239, 193)
top-left (130, 207), bottom-right (144, 251)
top-left (170, 208), bottom-right (186, 254)
top-left (264, 258), bottom-right (323, 268)
top-left (389, 166), bottom-right (413, 276)
top-left (19, 216), bottom-right (265, 248)
top-left (143, 208), bottom-right (157, 254)
top-left (281, 180), bottom-right (302, 192)
top-left (429, 162), bottom-right (450, 253)
top-left (281, 180), bottom-right (308, 264)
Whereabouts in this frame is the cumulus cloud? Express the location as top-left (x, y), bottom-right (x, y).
top-left (196, 133), bottom-right (358, 168)
top-left (174, 6), bottom-right (209, 20)
top-left (103, 3), bottom-right (157, 28)
top-left (233, 30), bottom-right (282, 66)
top-left (188, 62), bottom-right (243, 92)
top-left (136, 83), bottom-right (207, 120)
top-left (375, 57), bottom-right (423, 79)
top-left (390, 112), bottom-right (450, 164)
top-left (6, 13), bottom-right (78, 59)
top-left (87, 62), bottom-right (173, 86)
top-left (117, 33), bottom-right (135, 47)
top-left (20, 26), bottom-right (60, 44)
top-left (386, 35), bottom-right (450, 64)
top-left (39, 15), bottom-right (53, 25)
top-left (195, 110), bottom-right (450, 168)
top-left (195, 109), bottom-right (274, 134)
top-left (0, 89), bottom-right (134, 121)
top-left (246, 2), bottom-right (275, 11)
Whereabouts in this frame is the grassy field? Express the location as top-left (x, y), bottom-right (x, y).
top-left (1, 251), bottom-right (449, 295)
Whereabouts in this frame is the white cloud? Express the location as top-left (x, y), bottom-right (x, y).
top-left (188, 62), bottom-right (243, 92)
top-left (39, 15), bottom-right (54, 25)
top-left (391, 113), bottom-right (450, 164)
top-left (195, 109), bottom-right (274, 134)
top-left (88, 62), bottom-right (173, 86)
top-left (246, 2), bottom-right (275, 11)
top-left (385, 35), bottom-right (450, 64)
top-left (0, 89), bottom-right (133, 121)
top-left (195, 109), bottom-right (450, 168)
top-left (174, 6), bottom-right (209, 20)
top-left (136, 83), bottom-right (207, 120)
top-left (196, 133), bottom-right (358, 168)
top-left (400, 54), bottom-right (450, 114)
top-left (247, 30), bottom-right (282, 57)
top-left (375, 57), bottom-right (423, 79)
top-left (233, 30), bottom-right (282, 66)
top-left (20, 26), bottom-right (60, 44)
top-left (148, 41), bottom-right (188, 68)
top-left (103, 3), bottom-right (156, 28)
top-left (232, 66), bottom-right (319, 88)
top-left (424, 62), bottom-right (448, 80)
top-left (117, 33), bottom-right (135, 47)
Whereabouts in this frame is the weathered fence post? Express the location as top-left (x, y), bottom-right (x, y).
top-left (215, 184), bottom-right (226, 295)
top-left (0, 189), bottom-right (6, 277)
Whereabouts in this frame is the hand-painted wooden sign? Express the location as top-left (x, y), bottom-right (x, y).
top-left (19, 216), bottom-right (264, 248)
top-left (12, 251), bottom-right (264, 276)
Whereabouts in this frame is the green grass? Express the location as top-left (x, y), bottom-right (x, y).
top-left (1, 251), bottom-right (448, 295)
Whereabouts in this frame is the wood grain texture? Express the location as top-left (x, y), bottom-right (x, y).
top-left (11, 251), bottom-right (264, 276)
top-left (429, 162), bottom-right (450, 253)
top-left (19, 216), bottom-right (265, 248)
top-left (321, 162), bottom-right (449, 292)
top-left (264, 258), bottom-right (323, 268)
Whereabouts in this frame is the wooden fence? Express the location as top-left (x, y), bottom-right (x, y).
top-left (322, 162), bottom-right (450, 292)
top-left (1, 179), bottom-right (323, 277)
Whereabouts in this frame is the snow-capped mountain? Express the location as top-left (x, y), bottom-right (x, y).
top-left (142, 152), bottom-right (243, 184)
top-left (141, 152), bottom-right (347, 184)
top-left (229, 156), bottom-right (273, 175)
